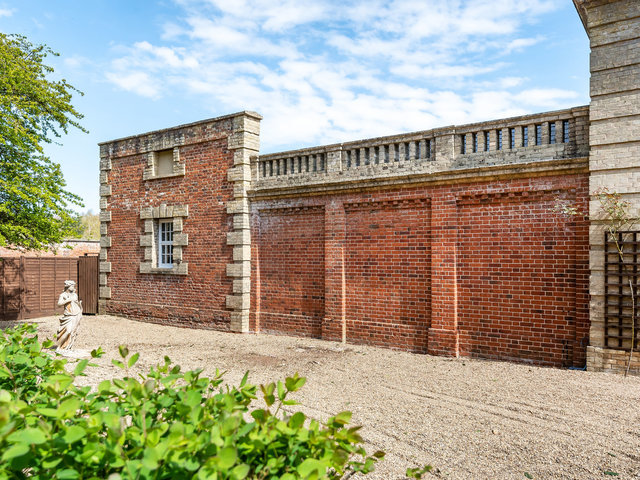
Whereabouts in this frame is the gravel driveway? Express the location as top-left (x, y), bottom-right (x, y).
top-left (4, 315), bottom-right (640, 479)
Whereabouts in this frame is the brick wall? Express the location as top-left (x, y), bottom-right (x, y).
top-left (253, 207), bottom-right (325, 337)
top-left (252, 174), bottom-right (589, 366)
top-left (344, 199), bottom-right (431, 352)
top-left (99, 113), bottom-right (261, 329)
top-left (100, 107), bottom-right (590, 367)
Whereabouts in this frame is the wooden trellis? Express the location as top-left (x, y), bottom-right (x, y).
top-left (604, 231), bottom-right (640, 350)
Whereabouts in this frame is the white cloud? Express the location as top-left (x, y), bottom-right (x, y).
top-left (105, 0), bottom-right (582, 151)
top-left (106, 72), bottom-right (162, 99)
top-left (505, 36), bottom-right (544, 53)
top-left (514, 88), bottom-right (579, 107)
top-left (0, 8), bottom-right (13, 18)
top-left (64, 55), bottom-right (92, 68)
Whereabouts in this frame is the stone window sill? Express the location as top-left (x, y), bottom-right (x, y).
top-left (143, 172), bottom-right (185, 181)
top-left (139, 262), bottom-right (188, 275)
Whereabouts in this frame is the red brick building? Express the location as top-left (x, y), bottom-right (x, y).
top-left (99, 1), bottom-right (640, 372)
top-left (100, 107), bottom-right (591, 368)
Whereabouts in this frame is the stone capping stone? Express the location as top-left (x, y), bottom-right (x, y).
top-left (143, 147), bottom-right (186, 181)
top-left (98, 111), bottom-right (262, 159)
top-left (225, 113), bottom-right (261, 333)
top-left (138, 203), bottom-right (189, 276)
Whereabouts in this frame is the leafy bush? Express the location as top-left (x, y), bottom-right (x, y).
top-left (0, 324), bottom-right (384, 479)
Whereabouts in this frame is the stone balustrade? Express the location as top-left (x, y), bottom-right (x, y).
top-left (253, 106), bottom-right (589, 193)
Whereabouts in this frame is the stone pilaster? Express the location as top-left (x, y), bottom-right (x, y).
top-left (575, 0), bottom-right (640, 374)
top-left (226, 112), bottom-right (262, 332)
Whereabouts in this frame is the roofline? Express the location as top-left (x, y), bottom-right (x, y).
top-left (573, 0), bottom-right (589, 37)
top-left (98, 110), bottom-right (262, 146)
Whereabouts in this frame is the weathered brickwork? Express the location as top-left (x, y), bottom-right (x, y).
top-left (251, 173), bottom-right (590, 366)
top-left (456, 187), bottom-right (589, 366)
top-left (99, 112), bottom-right (260, 330)
top-left (574, 0), bottom-right (640, 374)
top-left (345, 199), bottom-right (431, 352)
top-left (252, 207), bottom-right (325, 337)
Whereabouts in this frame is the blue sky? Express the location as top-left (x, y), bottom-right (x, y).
top-left (1, 0), bottom-right (589, 212)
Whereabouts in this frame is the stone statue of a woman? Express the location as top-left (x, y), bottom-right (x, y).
top-left (57, 280), bottom-right (82, 351)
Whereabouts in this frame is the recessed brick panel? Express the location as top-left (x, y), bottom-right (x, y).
top-left (345, 200), bottom-right (431, 352)
top-left (457, 187), bottom-right (589, 366)
top-left (254, 208), bottom-right (325, 337)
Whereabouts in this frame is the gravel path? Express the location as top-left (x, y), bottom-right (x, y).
top-left (3, 315), bottom-right (640, 479)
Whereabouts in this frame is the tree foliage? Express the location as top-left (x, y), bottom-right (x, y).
top-left (0, 33), bottom-right (86, 250)
top-left (79, 211), bottom-right (100, 240)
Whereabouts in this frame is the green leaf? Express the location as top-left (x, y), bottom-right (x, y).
top-left (289, 411), bottom-right (305, 429)
top-left (8, 426), bottom-right (47, 444)
top-left (141, 446), bottom-right (160, 470)
top-left (118, 345), bottom-right (129, 358)
top-left (604, 472), bottom-right (619, 477)
top-left (128, 352), bottom-right (140, 368)
top-left (217, 446), bottom-right (237, 470)
top-left (36, 407), bottom-right (60, 418)
top-left (56, 468), bottom-right (80, 479)
top-left (1, 443), bottom-right (29, 461)
top-left (98, 379), bottom-right (113, 393)
top-left (73, 359), bottom-right (89, 376)
top-left (42, 456), bottom-right (63, 468)
top-left (277, 380), bottom-right (285, 401)
top-left (58, 397), bottom-right (80, 417)
top-left (334, 411), bottom-right (352, 425)
top-left (63, 425), bottom-right (86, 444)
top-left (0, 389), bottom-right (11, 402)
top-left (111, 359), bottom-right (124, 369)
top-left (524, 473), bottom-right (533, 479)
top-left (297, 458), bottom-right (325, 478)
top-left (91, 347), bottom-right (104, 358)
top-left (231, 464), bottom-right (250, 479)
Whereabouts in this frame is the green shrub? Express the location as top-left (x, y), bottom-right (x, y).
top-left (0, 324), bottom-right (384, 479)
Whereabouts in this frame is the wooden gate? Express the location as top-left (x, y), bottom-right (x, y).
top-left (0, 255), bottom-right (99, 320)
top-left (78, 255), bottom-right (99, 315)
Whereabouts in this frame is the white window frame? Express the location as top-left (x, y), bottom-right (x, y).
top-left (157, 219), bottom-right (174, 268)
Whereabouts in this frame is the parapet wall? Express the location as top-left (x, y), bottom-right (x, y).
top-left (254, 107), bottom-right (588, 196)
top-left (249, 107), bottom-right (591, 366)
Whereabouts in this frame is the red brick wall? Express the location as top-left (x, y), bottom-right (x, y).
top-left (251, 174), bottom-right (589, 366)
top-left (456, 188), bottom-right (589, 366)
top-left (345, 199), bottom-right (430, 352)
top-left (0, 241), bottom-right (100, 258)
top-left (253, 207), bottom-right (325, 337)
top-left (105, 125), bottom-right (235, 329)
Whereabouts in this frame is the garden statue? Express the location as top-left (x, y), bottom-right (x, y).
top-left (56, 280), bottom-right (82, 351)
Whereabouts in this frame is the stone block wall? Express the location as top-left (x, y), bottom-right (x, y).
top-left (575, 0), bottom-right (640, 374)
top-left (98, 112), bottom-right (260, 330)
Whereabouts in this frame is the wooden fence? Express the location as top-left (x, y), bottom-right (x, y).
top-left (0, 255), bottom-right (99, 320)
